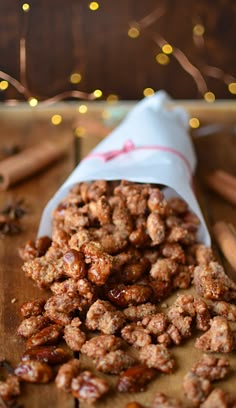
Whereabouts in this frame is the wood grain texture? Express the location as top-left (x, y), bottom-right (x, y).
top-left (0, 0), bottom-right (236, 100)
top-left (0, 101), bottom-right (235, 407)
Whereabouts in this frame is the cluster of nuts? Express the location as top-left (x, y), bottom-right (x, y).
top-left (1, 180), bottom-right (236, 406)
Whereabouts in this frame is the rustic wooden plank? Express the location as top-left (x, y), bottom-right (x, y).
top-left (0, 110), bottom-right (75, 407)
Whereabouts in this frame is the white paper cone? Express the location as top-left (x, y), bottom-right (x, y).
top-left (38, 91), bottom-right (211, 246)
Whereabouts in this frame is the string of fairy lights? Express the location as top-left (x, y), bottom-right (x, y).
top-left (0, 1), bottom-right (236, 132)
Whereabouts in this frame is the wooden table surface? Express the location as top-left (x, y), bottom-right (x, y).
top-left (0, 100), bottom-right (236, 407)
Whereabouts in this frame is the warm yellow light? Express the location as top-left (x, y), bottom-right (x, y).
top-left (107, 94), bottom-right (119, 102)
top-left (204, 91), bottom-right (215, 103)
top-left (0, 80), bottom-right (9, 90)
top-left (74, 126), bottom-right (86, 137)
top-left (89, 2), bottom-right (99, 11)
top-left (189, 117), bottom-right (200, 129)
top-left (51, 114), bottom-right (62, 125)
top-left (93, 89), bottom-right (103, 98)
top-left (28, 97), bottom-right (38, 107)
top-left (162, 44), bottom-right (173, 55)
top-left (22, 3), bottom-right (30, 12)
top-left (155, 53), bottom-right (170, 65)
top-left (70, 73), bottom-right (82, 84)
top-left (143, 87), bottom-right (155, 97)
top-left (228, 82), bottom-right (236, 94)
top-left (128, 27), bottom-right (140, 39)
top-left (78, 104), bottom-right (88, 114)
top-left (193, 24), bottom-right (205, 36)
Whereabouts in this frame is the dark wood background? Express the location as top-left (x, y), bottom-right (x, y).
top-left (0, 0), bottom-right (236, 101)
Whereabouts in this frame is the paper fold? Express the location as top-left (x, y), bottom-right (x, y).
top-left (38, 91), bottom-right (211, 246)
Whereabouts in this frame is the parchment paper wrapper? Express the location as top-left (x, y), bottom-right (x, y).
top-left (38, 91), bottom-right (211, 246)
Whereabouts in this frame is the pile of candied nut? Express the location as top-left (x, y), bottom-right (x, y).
top-left (1, 180), bottom-right (236, 407)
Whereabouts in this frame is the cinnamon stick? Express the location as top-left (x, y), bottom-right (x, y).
top-left (205, 170), bottom-right (236, 205)
top-left (213, 221), bottom-right (236, 271)
top-left (0, 140), bottom-right (67, 190)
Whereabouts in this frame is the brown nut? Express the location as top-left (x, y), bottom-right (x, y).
top-left (106, 283), bottom-right (152, 308)
top-left (117, 365), bottom-right (156, 392)
top-left (26, 324), bottom-right (63, 349)
top-left (71, 371), bottom-right (109, 403)
top-left (22, 346), bottom-right (71, 365)
top-left (63, 249), bottom-right (86, 279)
top-left (15, 360), bottom-right (53, 383)
top-left (20, 298), bottom-right (46, 318)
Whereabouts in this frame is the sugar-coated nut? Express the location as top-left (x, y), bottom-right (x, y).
top-left (26, 324), bottom-right (63, 349)
top-left (0, 376), bottom-right (20, 402)
top-left (96, 350), bottom-right (136, 374)
top-left (195, 316), bottom-right (234, 353)
top-left (63, 249), bottom-right (86, 279)
top-left (182, 371), bottom-right (211, 405)
top-left (150, 392), bottom-right (183, 408)
top-left (106, 283), bottom-right (152, 308)
top-left (15, 360), bottom-right (53, 383)
top-left (22, 346), bottom-right (71, 365)
top-left (117, 364), bottom-right (156, 392)
top-left (139, 344), bottom-right (175, 374)
top-left (20, 298), bottom-right (46, 318)
top-left (17, 315), bottom-right (49, 338)
top-left (71, 371), bottom-right (109, 403)
top-left (55, 359), bottom-right (80, 392)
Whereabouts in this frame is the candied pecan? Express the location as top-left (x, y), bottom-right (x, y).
top-left (64, 318), bottom-right (86, 351)
top-left (150, 258), bottom-right (178, 280)
top-left (77, 278), bottom-right (96, 304)
top-left (201, 388), bottom-right (236, 408)
top-left (120, 258), bottom-right (150, 284)
top-left (129, 226), bottom-right (150, 247)
top-left (194, 298), bottom-right (211, 331)
top-left (81, 334), bottom-right (123, 360)
top-left (139, 344), bottom-right (175, 373)
top-left (167, 226), bottom-right (190, 244)
top-left (117, 364), bottom-right (156, 392)
top-left (22, 346), bottom-right (71, 365)
top-left (161, 243), bottom-right (185, 264)
top-left (173, 266), bottom-right (192, 289)
top-left (157, 332), bottom-right (172, 347)
top-left (45, 242), bottom-right (65, 261)
top-left (55, 359), bottom-right (80, 392)
top-left (50, 278), bottom-right (78, 295)
top-left (143, 248), bottom-right (160, 264)
top-left (112, 201), bottom-right (133, 236)
top-left (142, 313), bottom-right (168, 336)
top-left (0, 375), bottom-right (20, 402)
top-left (114, 181), bottom-right (149, 216)
top-left (182, 372), bottom-right (211, 405)
top-left (85, 300), bottom-right (125, 334)
top-left (17, 315), bottom-right (49, 338)
top-left (63, 207), bottom-right (89, 231)
top-left (150, 392), bottom-right (183, 408)
top-left (106, 283), bottom-right (152, 308)
top-left (94, 227), bottom-right (128, 254)
top-left (20, 298), bottom-right (46, 318)
top-left (166, 324), bottom-right (182, 345)
top-left (44, 293), bottom-right (83, 325)
top-left (150, 279), bottom-right (172, 302)
top-left (81, 241), bottom-right (113, 285)
top-left (19, 236), bottom-right (52, 261)
top-left (96, 196), bottom-right (111, 225)
top-left (121, 323), bottom-right (152, 348)
top-left (15, 360), bottom-right (53, 383)
top-left (22, 256), bottom-right (64, 288)
top-left (195, 316), bottom-right (234, 353)
top-left (167, 295), bottom-right (195, 338)
top-left (97, 350), bottom-right (135, 374)
top-left (148, 188), bottom-right (168, 215)
top-left (71, 371), bottom-right (109, 403)
top-left (26, 324), bottom-right (63, 349)
top-left (63, 249), bottom-right (86, 279)
top-left (87, 180), bottom-right (108, 201)
top-left (209, 300), bottom-right (236, 321)
top-left (147, 212), bottom-right (165, 245)
top-left (168, 197), bottom-right (188, 214)
top-left (123, 303), bottom-right (157, 322)
top-left (193, 261), bottom-right (236, 301)
top-left (69, 228), bottom-right (92, 251)
top-left (195, 244), bottom-right (215, 265)
top-left (192, 354), bottom-right (230, 381)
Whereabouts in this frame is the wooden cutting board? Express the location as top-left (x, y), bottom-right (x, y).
top-left (0, 101), bottom-right (235, 407)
